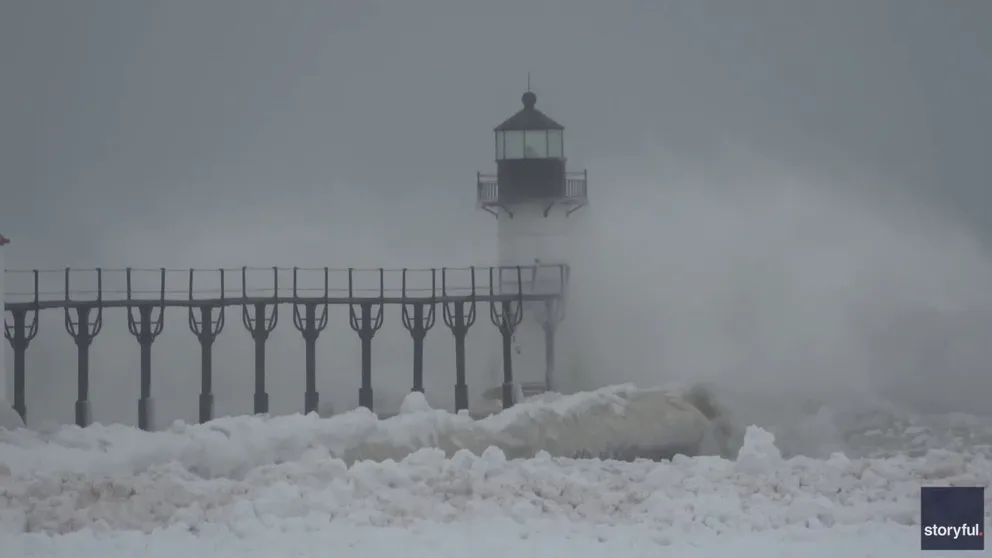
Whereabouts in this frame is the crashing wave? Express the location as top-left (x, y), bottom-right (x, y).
top-left (0, 404), bottom-right (23, 431)
top-left (0, 383), bottom-right (743, 482)
top-left (341, 382), bottom-right (743, 463)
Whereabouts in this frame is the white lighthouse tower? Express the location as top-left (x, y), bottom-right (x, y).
top-left (476, 91), bottom-right (588, 404)
top-left (0, 234), bottom-right (5, 406)
top-left (0, 233), bottom-right (22, 429)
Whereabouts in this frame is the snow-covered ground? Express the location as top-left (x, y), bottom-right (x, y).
top-left (1, 385), bottom-right (990, 557)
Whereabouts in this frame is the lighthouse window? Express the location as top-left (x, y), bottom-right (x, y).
top-left (503, 130), bottom-right (525, 159)
top-left (524, 130), bottom-right (548, 158)
top-left (547, 129), bottom-right (563, 158)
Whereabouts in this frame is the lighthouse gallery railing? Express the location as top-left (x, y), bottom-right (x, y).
top-left (476, 171), bottom-right (588, 206)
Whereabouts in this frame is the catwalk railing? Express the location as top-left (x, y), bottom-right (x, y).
top-left (3, 265), bottom-right (569, 429)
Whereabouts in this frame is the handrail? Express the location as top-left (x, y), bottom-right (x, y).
top-left (2, 265), bottom-right (570, 310)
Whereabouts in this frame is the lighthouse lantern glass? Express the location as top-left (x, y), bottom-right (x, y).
top-left (496, 130), bottom-right (563, 160)
top-left (547, 129), bottom-right (563, 158)
top-left (502, 130), bottom-right (525, 159)
top-left (524, 130), bottom-right (548, 158)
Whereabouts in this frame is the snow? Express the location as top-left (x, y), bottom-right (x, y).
top-left (0, 384), bottom-right (729, 479)
top-left (0, 386), bottom-right (989, 557)
top-left (0, 404), bottom-right (23, 431)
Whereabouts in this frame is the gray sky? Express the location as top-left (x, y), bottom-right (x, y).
top-left (3, 0), bottom-right (991, 255)
top-left (2, 1), bottom-right (992, 437)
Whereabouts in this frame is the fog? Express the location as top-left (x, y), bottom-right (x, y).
top-left (3, 1), bottom-right (992, 434)
top-left (567, 146), bottom-right (992, 424)
top-left (9, 143), bottom-right (992, 432)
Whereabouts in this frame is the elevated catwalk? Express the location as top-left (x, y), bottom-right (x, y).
top-left (3, 265), bottom-right (568, 429)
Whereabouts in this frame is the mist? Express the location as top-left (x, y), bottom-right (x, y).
top-left (5, 181), bottom-right (502, 426)
top-left (3, 1), bottom-right (992, 445)
top-left (9, 141), bottom-right (992, 439)
top-left (564, 145), bottom-right (992, 443)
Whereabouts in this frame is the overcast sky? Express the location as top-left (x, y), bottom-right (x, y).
top-left (2, 0), bottom-right (992, 433)
top-left (2, 0), bottom-right (991, 261)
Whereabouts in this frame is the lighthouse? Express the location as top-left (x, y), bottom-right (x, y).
top-left (476, 91), bottom-right (588, 402)
top-left (0, 233), bottom-right (21, 428)
top-left (0, 234), bottom-right (6, 408)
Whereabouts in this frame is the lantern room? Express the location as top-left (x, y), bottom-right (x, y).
top-left (494, 91), bottom-right (564, 160)
top-left (477, 92), bottom-right (588, 217)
